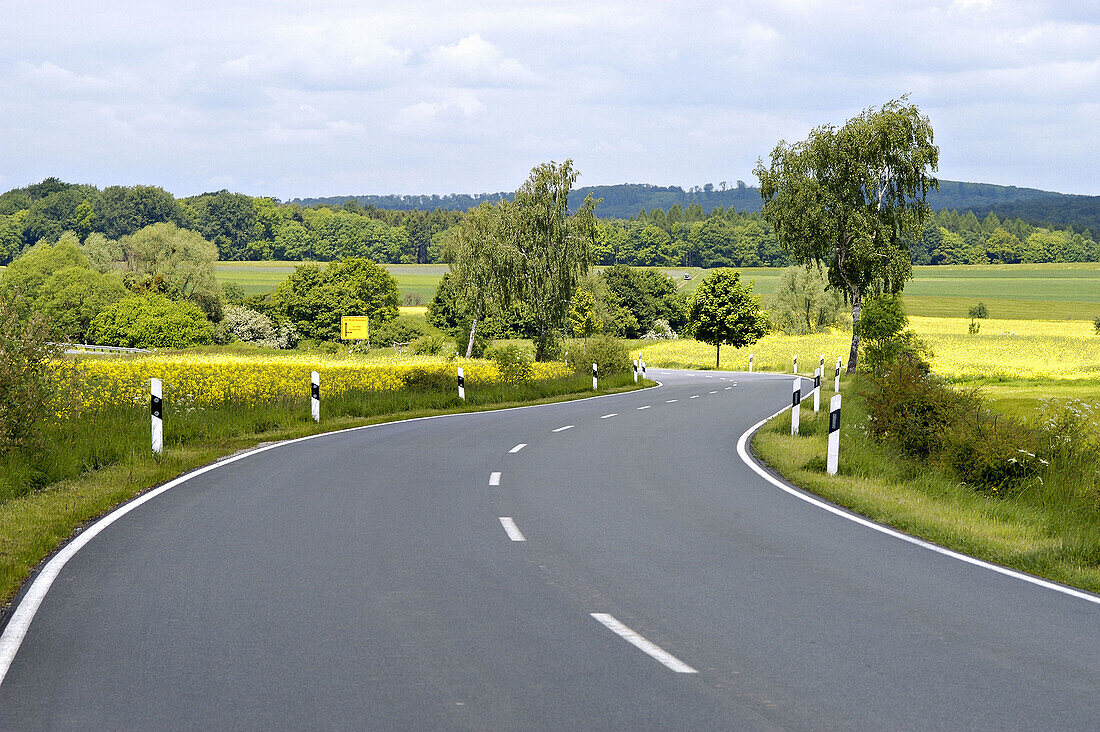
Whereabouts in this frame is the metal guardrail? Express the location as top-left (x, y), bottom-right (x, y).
top-left (51, 343), bottom-right (153, 355)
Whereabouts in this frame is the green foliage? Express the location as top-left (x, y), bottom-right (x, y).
top-left (272, 257), bottom-right (400, 341)
top-left (858, 294), bottom-right (930, 375)
top-left (0, 293), bottom-right (66, 452)
top-left (968, 319), bottom-right (981, 335)
top-left (568, 287), bottom-right (601, 339)
top-left (686, 268), bottom-right (769, 367)
top-left (599, 265), bottom-right (681, 337)
top-left (486, 343), bottom-right (534, 384)
top-left (968, 302), bottom-right (989, 319)
top-left (768, 264), bottom-right (844, 334)
top-left (1093, 316), bottom-right (1099, 335)
top-left (88, 294), bottom-right (214, 349)
top-left (373, 315), bottom-right (430, 345)
top-left (756, 98), bottom-right (939, 369)
top-left (942, 409), bottom-right (1040, 496)
top-left (120, 223), bottom-right (223, 320)
top-left (566, 335), bottom-right (632, 375)
top-left (451, 323), bottom-right (490, 358)
top-left (220, 305), bottom-right (297, 349)
top-left (410, 334), bottom-right (446, 355)
top-left (222, 281), bottom-right (246, 305)
top-left (0, 240), bottom-right (127, 342)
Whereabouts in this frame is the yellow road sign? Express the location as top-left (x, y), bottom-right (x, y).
top-left (341, 316), bottom-right (370, 340)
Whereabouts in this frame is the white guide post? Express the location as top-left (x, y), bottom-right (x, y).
top-left (592, 362), bottom-right (598, 391)
top-left (641, 360), bottom-right (647, 379)
top-left (835, 357), bottom-right (841, 392)
top-left (793, 355), bottom-right (798, 374)
top-left (150, 378), bottom-right (163, 454)
top-left (820, 354), bottom-right (825, 377)
top-left (310, 371), bottom-right (320, 422)
top-left (457, 367), bottom-right (465, 401)
top-left (633, 359), bottom-right (639, 383)
top-left (827, 394), bottom-right (842, 475)
top-left (791, 378), bottom-right (801, 436)
top-left (813, 368), bottom-right (821, 412)
top-left (749, 353), bottom-right (753, 372)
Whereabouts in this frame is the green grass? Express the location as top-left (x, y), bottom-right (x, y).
top-left (0, 371), bottom-right (647, 605)
top-left (752, 377), bottom-right (1100, 594)
top-left (216, 262), bottom-right (1100, 321)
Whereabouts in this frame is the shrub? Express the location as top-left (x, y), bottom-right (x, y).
top-left (968, 302), bottom-right (988, 319)
top-left (859, 294), bottom-right (930, 375)
top-left (643, 319), bottom-right (678, 340)
top-left (411, 334), bottom-right (446, 355)
top-left (942, 407), bottom-right (1039, 496)
top-left (968, 319), bottom-right (981, 335)
top-left (567, 335), bottom-right (631, 375)
top-left (0, 293), bottom-right (67, 451)
top-left (402, 366), bottom-right (455, 391)
top-left (1093, 315), bottom-right (1100, 335)
top-left (863, 356), bottom-right (976, 459)
top-left (373, 315), bottom-right (430, 346)
top-left (486, 343), bottom-right (533, 384)
top-left (87, 294), bottom-right (213, 349)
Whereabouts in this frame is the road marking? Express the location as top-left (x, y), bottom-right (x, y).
top-left (590, 613), bottom-right (697, 673)
top-left (709, 391), bottom-right (717, 394)
top-left (552, 425), bottom-right (574, 432)
top-left (489, 472), bottom-right (501, 486)
top-left (600, 413), bottom-right (617, 419)
top-left (499, 517), bottom-right (526, 542)
top-left (666, 399), bottom-right (677, 403)
top-left (724, 386), bottom-right (732, 390)
top-left (735, 410), bottom-right (1100, 607)
top-left (509, 443), bottom-right (527, 453)
top-left (720, 378), bottom-right (727, 381)
top-left (733, 382), bottom-right (738, 386)
top-left (689, 395), bottom-right (700, 399)
top-left (637, 405), bottom-right (651, 410)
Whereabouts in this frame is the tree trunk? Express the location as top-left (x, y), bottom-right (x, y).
top-left (847, 291), bottom-right (862, 373)
top-left (465, 318), bottom-right (478, 359)
top-left (716, 343), bottom-right (720, 369)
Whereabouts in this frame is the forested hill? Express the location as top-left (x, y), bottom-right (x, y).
top-left (293, 181), bottom-right (1099, 237)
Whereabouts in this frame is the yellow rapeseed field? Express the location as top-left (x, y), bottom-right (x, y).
top-left (64, 353), bottom-right (570, 412)
top-left (639, 317), bottom-right (1100, 381)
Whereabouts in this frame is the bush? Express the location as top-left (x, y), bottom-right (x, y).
top-left (219, 306), bottom-right (298, 349)
top-left (486, 343), bottom-right (533, 384)
top-left (1093, 315), bottom-right (1100, 335)
top-left (87, 294), bottom-right (213, 349)
top-left (0, 294), bottom-right (66, 452)
top-left (859, 294), bottom-right (930, 375)
top-left (942, 408), bottom-right (1039, 496)
top-left (411, 334), bottom-right (445, 355)
top-left (567, 335), bottom-right (631, 375)
top-left (402, 367), bottom-right (455, 391)
top-left (373, 315), bottom-right (430, 346)
top-left (968, 302), bottom-right (988, 319)
top-left (452, 323), bottom-right (490, 358)
top-left (643, 319), bottom-right (678, 340)
top-left (863, 356), bottom-right (976, 459)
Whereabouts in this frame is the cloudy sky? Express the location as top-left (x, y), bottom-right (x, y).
top-left (1, 0), bottom-right (1097, 199)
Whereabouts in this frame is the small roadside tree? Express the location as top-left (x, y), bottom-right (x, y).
top-left (755, 97), bottom-right (938, 372)
top-left (687, 268), bottom-right (769, 369)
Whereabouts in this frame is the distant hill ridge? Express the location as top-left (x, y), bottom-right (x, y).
top-left (292, 180), bottom-right (1100, 238)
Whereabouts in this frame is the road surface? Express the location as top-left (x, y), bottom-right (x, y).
top-left (1, 369), bottom-right (1097, 730)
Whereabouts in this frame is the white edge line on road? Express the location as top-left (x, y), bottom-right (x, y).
top-left (601, 413), bottom-right (617, 419)
top-left (590, 613), bottom-right (697, 673)
top-left (637, 405), bottom-right (651, 410)
top-left (552, 425), bottom-right (574, 432)
top-left (489, 472), bottom-right (502, 486)
top-left (0, 376), bottom-right (668, 690)
top-left (735, 405), bottom-right (1100, 607)
top-left (509, 443), bottom-right (527, 453)
top-left (499, 517), bottom-right (526, 542)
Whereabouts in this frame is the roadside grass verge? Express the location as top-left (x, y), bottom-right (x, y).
top-left (0, 371), bottom-right (646, 606)
top-left (752, 379), bottom-right (1100, 594)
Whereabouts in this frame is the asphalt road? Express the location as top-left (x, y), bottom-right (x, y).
top-left (1, 369), bottom-right (1098, 730)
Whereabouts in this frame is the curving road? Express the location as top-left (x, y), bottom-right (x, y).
top-left (1, 370), bottom-right (1098, 730)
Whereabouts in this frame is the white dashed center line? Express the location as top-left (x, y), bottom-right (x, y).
top-left (600, 413), bottom-right (617, 419)
top-left (489, 472), bottom-right (501, 486)
top-left (666, 399), bottom-right (677, 403)
top-left (689, 395), bottom-right (700, 399)
top-left (509, 443), bottom-right (527, 453)
top-left (709, 391), bottom-right (717, 394)
top-left (637, 405), bottom-right (651, 410)
top-left (552, 425), bottom-right (574, 433)
top-left (590, 613), bottom-right (697, 673)
top-left (724, 386), bottom-right (732, 390)
top-left (499, 517), bottom-right (526, 542)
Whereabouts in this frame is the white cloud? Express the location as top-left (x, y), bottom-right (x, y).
top-left (424, 34), bottom-right (535, 86)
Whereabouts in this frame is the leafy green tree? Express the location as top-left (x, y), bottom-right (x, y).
top-left (272, 257), bottom-right (399, 341)
top-left (985, 227), bottom-right (1023, 264)
top-left (184, 190), bottom-right (258, 260)
top-left (769, 264), bottom-right (844, 334)
top-left (88, 294), bottom-right (213, 349)
top-left (0, 210), bottom-right (28, 264)
top-left (0, 292), bottom-right (65, 452)
top-left (600, 264), bottom-right (678, 338)
top-left (96, 185), bottom-right (190, 240)
top-left (755, 98), bottom-right (938, 372)
top-left (34, 266), bottom-right (127, 342)
top-left (568, 287), bottom-right (601, 339)
top-left (0, 240), bottom-right (88, 298)
top-left (21, 186), bottom-right (100, 247)
top-left (686, 268), bottom-right (769, 368)
top-left (446, 202), bottom-right (510, 356)
top-left (80, 232), bottom-right (123, 273)
top-left (494, 160), bottom-right (599, 360)
top-left (120, 223), bottom-right (223, 319)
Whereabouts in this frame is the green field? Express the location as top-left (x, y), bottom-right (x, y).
top-left (214, 262), bottom-right (1100, 321)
